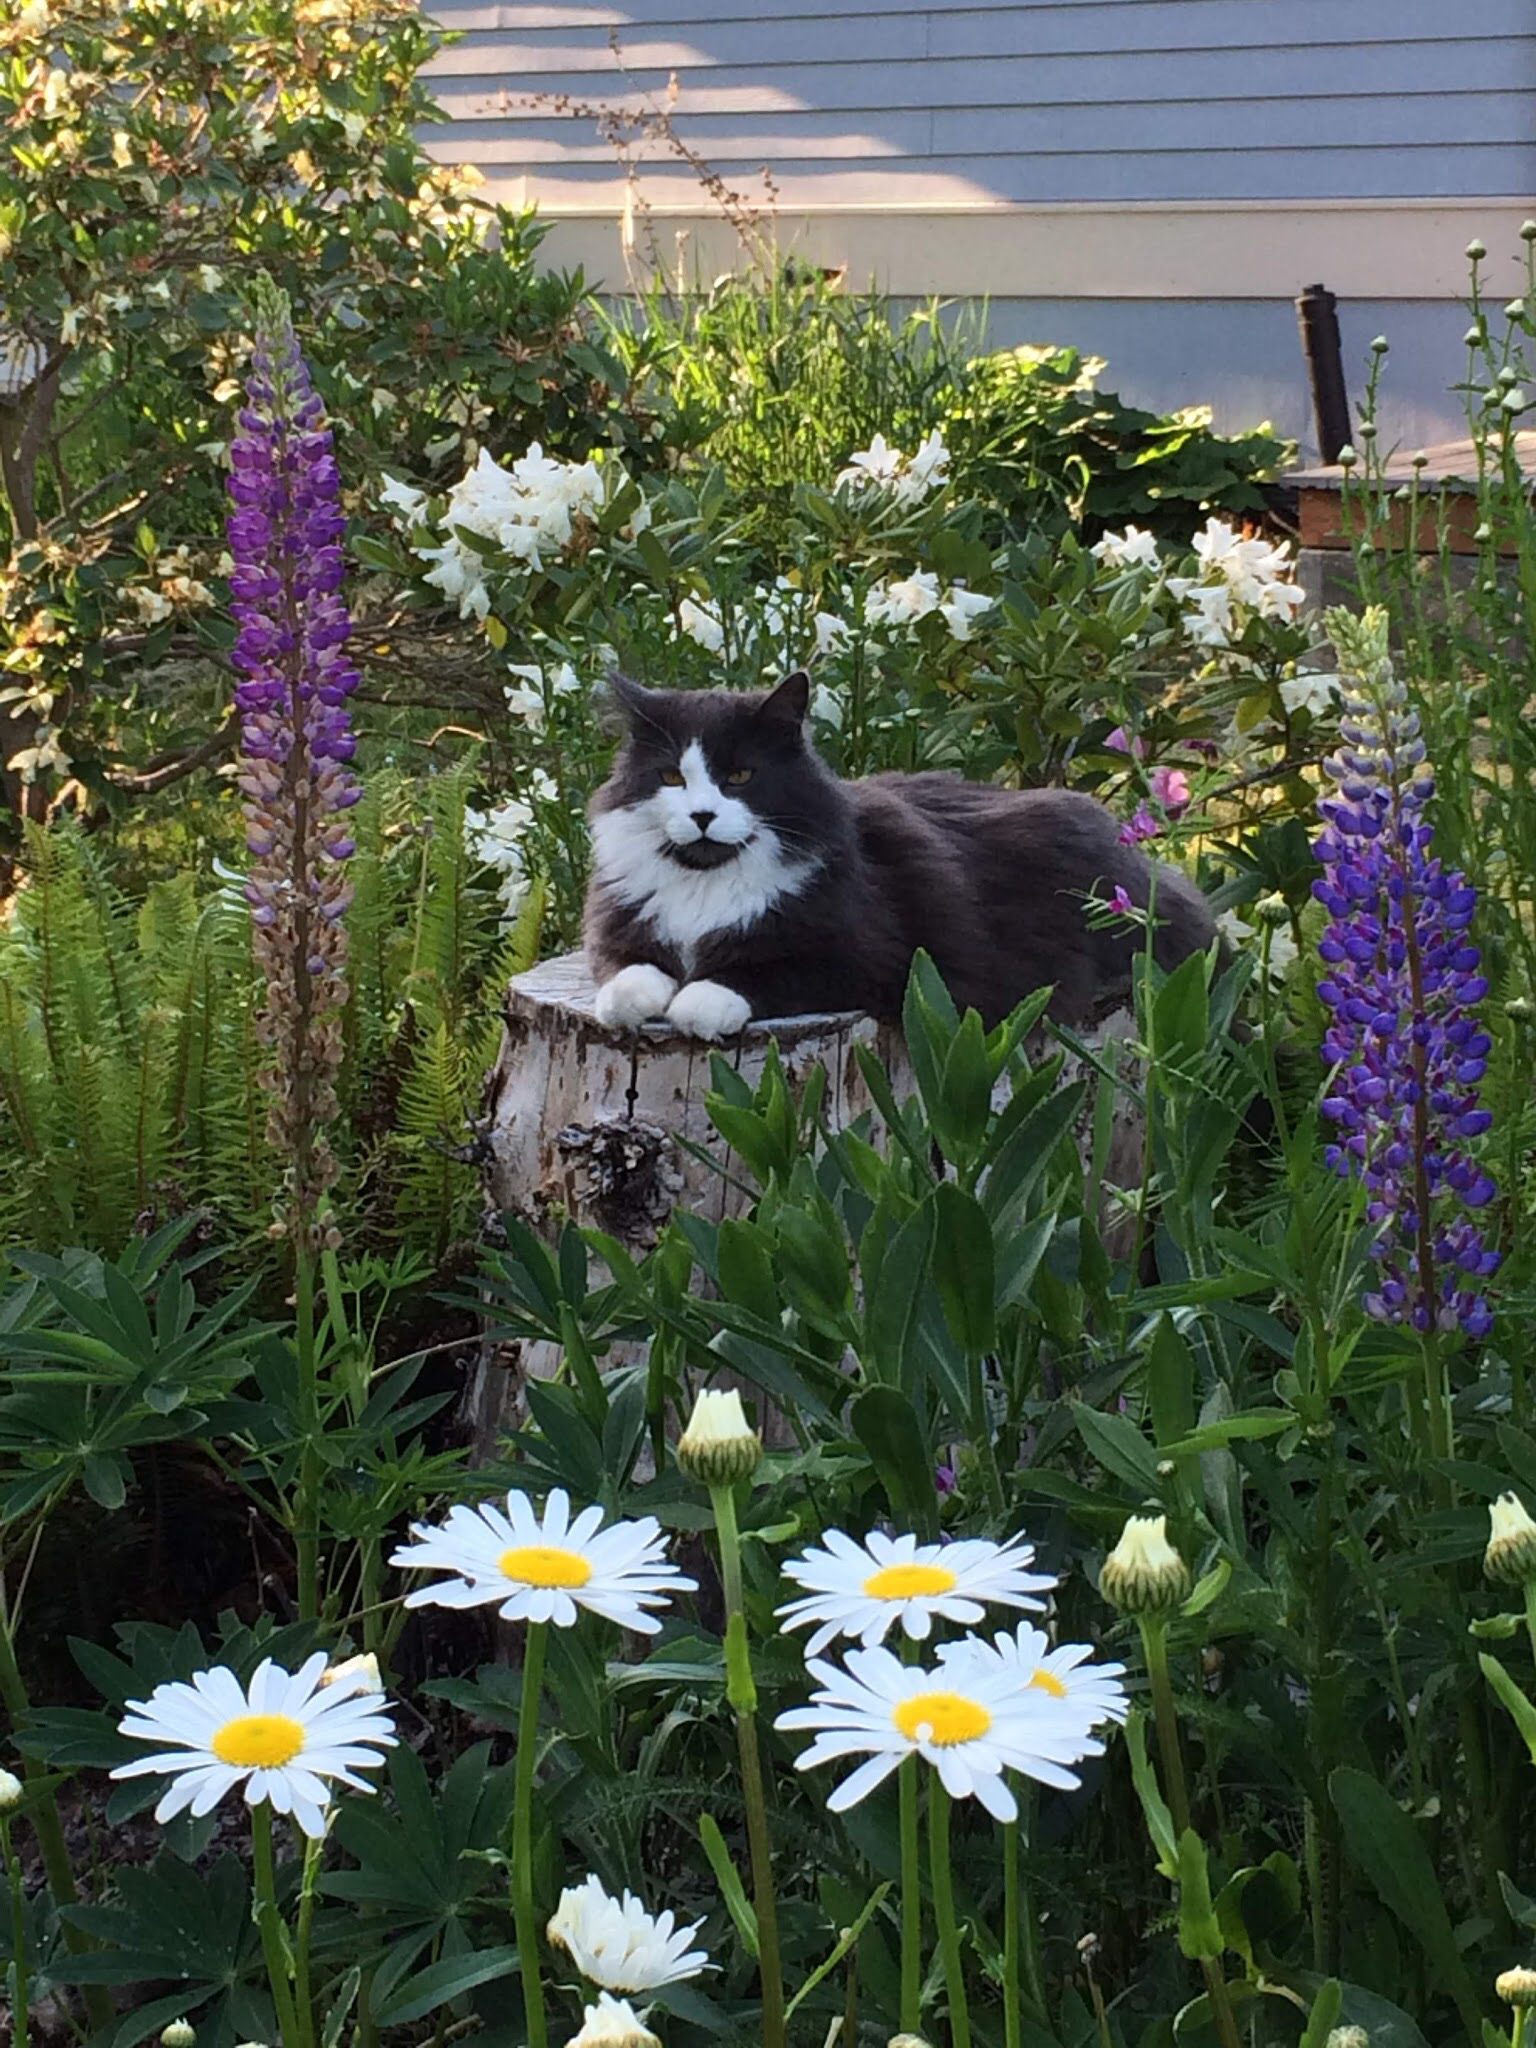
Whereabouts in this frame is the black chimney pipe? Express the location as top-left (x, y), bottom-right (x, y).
top-left (1295, 283), bottom-right (1352, 464)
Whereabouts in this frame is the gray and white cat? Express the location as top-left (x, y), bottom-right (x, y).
top-left (584, 670), bottom-right (1214, 1039)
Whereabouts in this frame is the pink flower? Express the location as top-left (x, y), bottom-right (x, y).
top-left (1105, 726), bottom-right (1146, 759)
top-left (1184, 737), bottom-right (1220, 759)
top-left (1150, 765), bottom-right (1192, 816)
top-left (1109, 884), bottom-right (1135, 915)
top-left (1117, 804), bottom-right (1160, 846)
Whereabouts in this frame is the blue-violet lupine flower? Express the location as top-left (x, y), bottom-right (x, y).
top-left (228, 280), bottom-right (361, 1238)
top-left (1312, 605), bottom-right (1498, 1337)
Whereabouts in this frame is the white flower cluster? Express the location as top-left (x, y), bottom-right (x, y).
top-left (672, 581), bottom-right (850, 662)
top-left (1215, 907), bottom-right (1298, 986)
top-left (464, 772), bottom-right (555, 923)
top-left (835, 429), bottom-right (950, 503)
top-left (382, 445), bottom-right (609, 622)
top-left (1169, 517), bottom-right (1306, 648)
top-left (864, 569), bottom-right (994, 642)
top-left (504, 658), bottom-right (580, 732)
top-left (1089, 524), bottom-right (1162, 574)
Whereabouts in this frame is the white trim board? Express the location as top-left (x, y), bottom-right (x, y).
top-left (484, 197), bottom-right (1536, 299)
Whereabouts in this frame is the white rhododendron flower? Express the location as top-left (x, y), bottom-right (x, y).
top-left (813, 610), bottom-right (851, 655)
top-left (674, 596), bottom-right (726, 654)
top-left (548, 1873), bottom-right (712, 1993)
top-left (415, 538), bottom-right (489, 622)
top-left (391, 1487), bottom-right (696, 1632)
top-left (1090, 525), bottom-right (1161, 572)
top-left (940, 585), bottom-right (995, 642)
top-left (836, 428), bottom-right (949, 503)
top-left (566, 1994), bottom-right (660, 2048)
top-left (941, 1623), bottom-right (1129, 1736)
top-left (465, 794), bottom-right (534, 921)
top-left (1180, 582), bottom-right (1236, 648)
top-left (379, 473), bottom-right (428, 524)
top-left (1169, 516), bottom-right (1305, 649)
top-left (777, 1529), bottom-right (1054, 1656)
top-left (504, 659), bottom-right (580, 731)
top-left (110, 1655), bottom-right (397, 1839)
top-left (1216, 909), bottom-right (1298, 986)
top-left (865, 570), bottom-right (940, 628)
top-left (776, 1640), bottom-right (1105, 1820)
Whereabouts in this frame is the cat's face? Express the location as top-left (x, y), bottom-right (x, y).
top-left (592, 670), bottom-right (822, 872)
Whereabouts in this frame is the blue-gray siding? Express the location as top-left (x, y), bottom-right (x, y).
top-left (422, 0), bottom-right (1536, 205)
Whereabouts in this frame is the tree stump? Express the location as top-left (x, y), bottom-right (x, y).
top-left (469, 950), bottom-right (1143, 1448)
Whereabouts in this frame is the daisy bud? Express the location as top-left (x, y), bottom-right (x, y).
top-left (1100, 1514), bottom-right (1191, 1616)
top-left (1412, 451), bottom-right (1429, 468)
top-left (1498, 1966), bottom-right (1536, 2009)
top-left (677, 1387), bottom-right (762, 1487)
top-left (1524, 221), bottom-right (1536, 242)
top-left (889, 2037), bottom-right (937, 2048)
top-left (161, 2025), bottom-right (196, 2048)
top-left (1337, 445), bottom-right (1357, 468)
top-left (1467, 237), bottom-right (1487, 260)
top-left (1254, 891), bottom-right (1291, 929)
top-left (1506, 996), bottom-right (1536, 1023)
top-left (1465, 325), bottom-right (1486, 346)
top-left (1485, 1493), bottom-right (1536, 1584)
top-left (320, 1652), bottom-right (381, 1692)
top-left (1506, 301), bottom-right (1527, 320)
top-left (1370, 335), bottom-right (1389, 353)
top-left (0, 1767), bottom-right (22, 1810)
top-left (1325, 2030), bottom-right (1370, 2048)
top-left (569, 1993), bottom-right (662, 2048)
top-left (1358, 420), bottom-right (1377, 439)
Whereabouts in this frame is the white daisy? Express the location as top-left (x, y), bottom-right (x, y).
top-left (940, 1623), bottom-right (1128, 1735)
top-left (110, 1654), bottom-right (397, 1839)
top-left (548, 1873), bottom-right (711, 1993)
top-left (775, 1642), bottom-right (1102, 1822)
top-left (777, 1529), bottom-right (1054, 1656)
top-left (567, 1993), bottom-right (660, 2048)
top-left (390, 1487), bottom-right (696, 1633)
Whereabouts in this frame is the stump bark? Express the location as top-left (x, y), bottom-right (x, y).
top-left (470, 950), bottom-right (1143, 1448)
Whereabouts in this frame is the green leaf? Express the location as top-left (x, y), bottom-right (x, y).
top-left (1176, 1829), bottom-right (1223, 1960)
top-left (1147, 1314), bottom-right (1195, 1446)
top-left (1328, 1766), bottom-right (1483, 2037)
top-left (851, 1386), bottom-right (937, 1538)
top-left (698, 1813), bottom-right (757, 1958)
top-left (1480, 1651), bottom-right (1536, 1765)
top-left (1072, 1402), bottom-right (1160, 1493)
top-left (371, 1945), bottom-right (521, 2025)
top-left (1125, 1711), bottom-right (1177, 1877)
top-left (931, 1183), bottom-right (996, 1355)
top-left (1299, 1980), bottom-right (1343, 2048)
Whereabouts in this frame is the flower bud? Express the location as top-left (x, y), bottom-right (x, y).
top-left (1325, 2030), bottom-right (1370, 2048)
top-left (1505, 388), bottom-right (1528, 413)
top-left (570, 1995), bottom-right (661, 2048)
top-left (1486, 1493), bottom-right (1536, 1584)
top-left (1370, 335), bottom-right (1389, 353)
top-left (1467, 237), bottom-right (1487, 260)
top-left (1498, 1966), bottom-right (1536, 2009)
top-left (0, 1768), bottom-right (22, 1811)
top-left (161, 2024), bottom-right (196, 2048)
top-left (1474, 524), bottom-right (1494, 544)
top-left (1412, 450), bottom-right (1429, 468)
top-left (1507, 300), bottom-right (1528, 321)
top-left (1100, 1514), bottom-right (1191, 1616)
top-left (1499, 365), bottom-right (1520, 386)
top-left (889, 2038), bottom-right (937, 2048)
top-left (1524, 220), bottom-right (1536, 242)
top-left (1358, 421), bottom-right (1378, 439)
top-left (1254, 891), bottom-right (1291, 929)
top-left (677, 1387), bottom-right (762, 1487)
top-left (1465, 325), bottom-right (1486, 346)
top-left (1337, 445), bottom-right (1357, 468)
top-left (320, 1652), bottom-right (381, 1692)
top-left (1506, 996), bottom-right (1536, 1023)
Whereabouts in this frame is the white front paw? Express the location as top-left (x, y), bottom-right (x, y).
top-left (667, 979), bottom-right (752, 1040)
top-left (595, 963), bottom-right (678, 1029)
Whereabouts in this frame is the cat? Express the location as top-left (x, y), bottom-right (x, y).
top-left (584, 670), bottom-right (1215, 1039)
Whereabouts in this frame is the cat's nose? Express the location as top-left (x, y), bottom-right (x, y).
top-left (690, 809), bottom-right (717, 834)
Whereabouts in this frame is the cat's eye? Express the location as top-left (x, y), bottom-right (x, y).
top-left (660, 767), bottom-right (686, 786)
top-left (725, 768), bottom-right (754, 786)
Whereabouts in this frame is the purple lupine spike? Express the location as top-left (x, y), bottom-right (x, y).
top-left (1312, 606), bottom-right (1498, 1338)
top-left (228, 280), bottom-right (361, 1242)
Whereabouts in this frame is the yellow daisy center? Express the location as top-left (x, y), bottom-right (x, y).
top-left (499, 1544), bottom-right (593, 1589)
top-left (862, 1562), bottom-right (958, 1601)
top-left (892, 1690), bottom-right (992, 1747)
top-left (1029, 1668), bottom-right (1068, 1699)
top-left (211, 1713), bottom-right (306, 1768)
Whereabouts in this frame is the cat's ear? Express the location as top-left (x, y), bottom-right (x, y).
top-left (758, 669), bottom-right (810, 728)
top-left (603, 671), bottom-right (654, 732)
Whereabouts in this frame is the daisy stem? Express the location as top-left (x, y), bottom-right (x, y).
top-left (899, 1754), bottom-right (922, 2033)
top-left (929, 1781), bottom-right (971, 2048)
top-left (2, 1815), bottom-right (28, 2048)
top-left (513, 1619), bottom-right (550, 2048)
top-left (0, 1584), bottom-right (113, 2033)
top-left (708, 1481), bottom-right (786, 2048)
top-left (1524, 1581), bottom-right (1536, 1673)
top-left (294, 1833), bottom-right (324, 2045)
top-left (1003, 1817), bottom-right (1021, 2048)
top-left (251, 1802), bottom-right (304, 2048)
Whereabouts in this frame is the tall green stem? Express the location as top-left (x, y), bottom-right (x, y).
top-left (929, 1781), bottom-right (971, 2048)
top-left (1003, 1817), bottom-right (1022, 2048)
top-left (0, 1583), bottom-right (113, 2032)
top-left (294, 1246), bottom-right (322, 1621)
top-left (709, 1482), bottom-right (786, 2048)
top-left (513, 1621), bottom-right (550, 2048)
top-left (2, 1814), bottom-right (28, 2048)
top-left (899, 1754), bottom-right (922, 2034)
top-left (1140, 1620), bottom-right (1242, 2048)
top-left (252, 1803), bottom-right (303, 2048)
top-left (294, 1833), bottom-right (324, 2048)
top-left (1523, 1582), bottom-right (1536, 1674)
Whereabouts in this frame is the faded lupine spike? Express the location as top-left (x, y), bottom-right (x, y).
top-left (227, 278), bottom-right (361, 1246)
top-left (1313, 606), bottom-right (1498, 1338)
